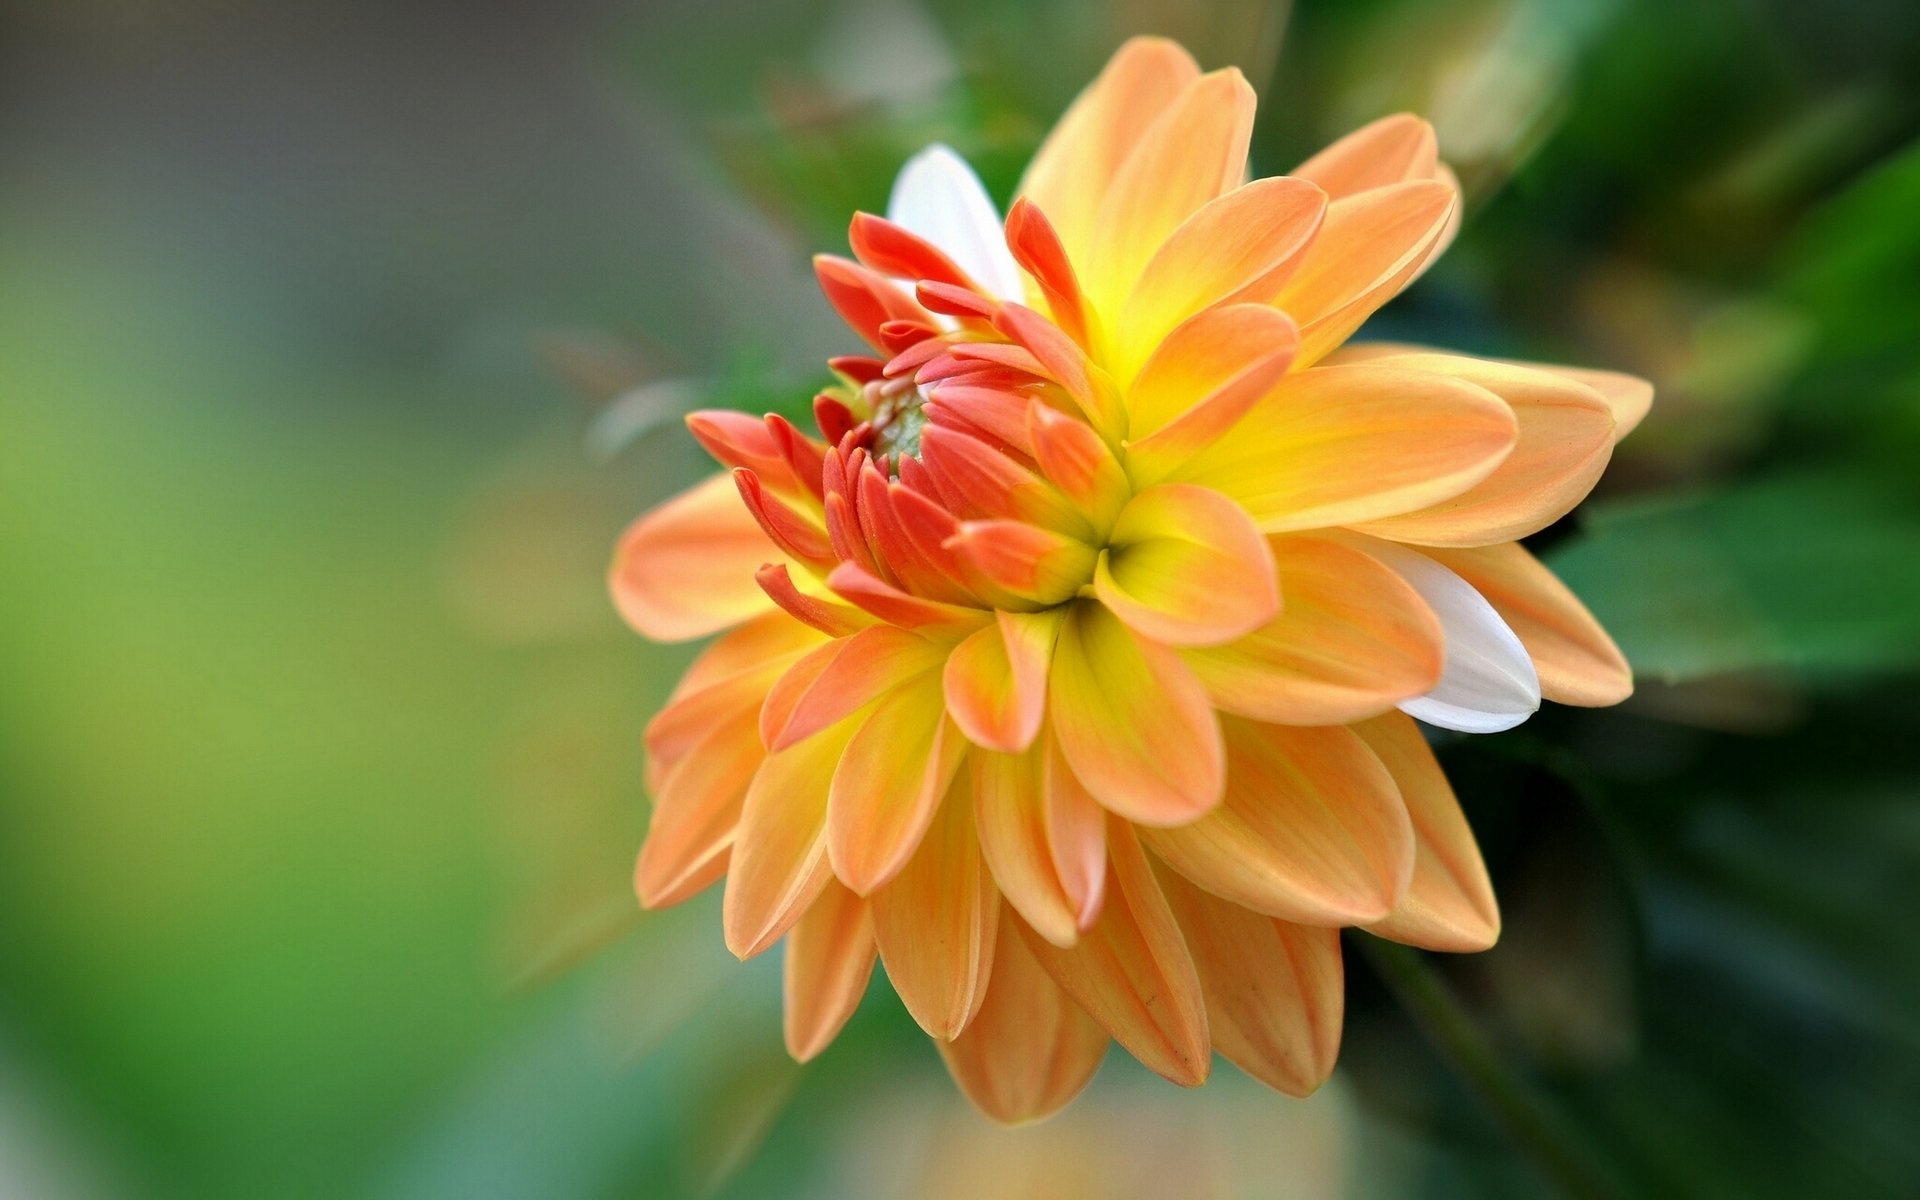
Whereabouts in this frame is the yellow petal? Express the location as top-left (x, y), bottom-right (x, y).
top-left (1334, 351), bottom-right (1618, 547)
top-left (1272, 180), bottom-right (1457, 366)
top-left (1156, 865), bottom-right (1345, 1096)
top-left (722, 719), bottom-right (855, 959)
top-left (1291, 113), bottom-right (1439, 199)
top-left (971, 742), bottom-right (1108, 948)
top-left (1082, 69), bottom-right (1257, 318)
top-left (1144, 719), bottom-right (1414, 925)
top-left (1114, 177), bottom-right (1326, 381)
top-left (1123, 303), bottom-right (1300, 483)
top-left (1174, 362), bottom-right (1517, 532)
top-left (1181, 533), bottom-right (1444, 725)
top-left (1017, 37), bottom-right (1200, 271)
top-left (870, 785), bottom-right (1000, 1039)
top-left (939, 910), bottom-right (1109, 1124)
top-left (1019, 821), bottom-right (1210, 1086)
top-left (943, 609), bottom-right (1064, 753)
top-left (782, 880), bottom-right (877, 1061)
top-left (827, 678), bottom-right (970, 894)
top-left (635, 706), bottom-right (762, 908)
top-left (1353, 712), bottom-right (1500, 952)
top-left (1094, 484), bottom-right (1278, 647)
top-left (610, 473), bottom-right (780, 642)
top-left (1048, 601), bottom-right (1224, 825)
top-left (1423, 542), bottom-right (1633, 707)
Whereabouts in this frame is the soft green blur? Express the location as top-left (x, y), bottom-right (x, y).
top-left (1, 0), bottom-right (1916, 1196)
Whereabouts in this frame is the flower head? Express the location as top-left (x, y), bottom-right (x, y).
top-left (611, 37), bottom-right (1650, 1122)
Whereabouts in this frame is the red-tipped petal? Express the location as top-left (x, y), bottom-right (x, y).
top-left (755, 563), bottom-right (873, 637)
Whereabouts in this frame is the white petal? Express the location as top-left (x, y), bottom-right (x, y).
top-left (887, 144), bottom-right (1025, 302)
top-left (1365, 541), bottom-right (1540, 733)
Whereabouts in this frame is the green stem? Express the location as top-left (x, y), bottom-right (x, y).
top-left (1356, 937), bottom-right (1632, 1200)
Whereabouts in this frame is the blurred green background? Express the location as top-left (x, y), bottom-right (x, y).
top-left (2, 0), bottom-right (1917, 1196)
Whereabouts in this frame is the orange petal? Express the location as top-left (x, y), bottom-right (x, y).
top-left (1272, 179), bottom-right (1457, 366)
top-left (943, 609), bottom-right (1065, 753)
top-left (1005, 197), bottom-right (1091, 346)
top-left (783, 880), bottom-right (877, 1061)
top-left (945, 520), bottom-right (1098, 608)
top-left (1143, 719), bottom-right (1414, 925)
top-left (824, 562), bottom-right (990, 636)
top-left (939, 910), bottom-right (1109, 1124)
top-left (1083, 69), bottom-right (1257, 318)
top-left (1019, 821), bottom-right (1210, 1086)
top-left (813, 254), bottom-right (929, 351)
top-left (1334, 352), bottom-right (1618, 547)
top-left (610, 473), bottom-right (780, 642)
top-left (1172, 362), bottom-right (1516, 532)
top-left (1094, 484), bottom-right (1278, 647)
top-left (1181, 533), bottom-right (1444, 725)
top-left (1048, 601), bottom-right (1224, 825)
top-left (1028, 401), bottom-right (1129, 535)
top-left (827, 678), bottom-right (970, 894)
top-left (760, 625), bottom-right (946, 752)
top-left (1423, 542), bottom-right (1633, 707)
top-left (1353, 712), bottom-right (1500, 952)
top-left (870, 786), bottom-right (1000, 1039)
top-left (1156, 865), bottom-right (1345, 1096)
top-left (1017, 37), bottom-right (1200, 270)
top-left (722, 718), bottom-right (855, 959)
top-left (635, 706), bottom-right (763, 908)
top-left (1291, 113), bottom-right (1440, 199)
top-left (971, 744), bottom-right (1107, 948)
top-left (1524, 362), bottom-right (1654, 443)
top-left (1115, 177), bottom-right (1326, 381)
top-left (1123, 303), bottom-right (1299, 482)
top-left (755, 562), bottom-right (874, 637)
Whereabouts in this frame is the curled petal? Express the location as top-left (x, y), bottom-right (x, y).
top-left (1425, 542), bottom-right (1633, 707)
top-left (828, 677), bottom-right (970, 894)
top-left (1048, 602), bottom-right (1224, 826)
top-left (756, 563), bottom-right (873, 637)
top-left (939, 910), bottom-right (1109, 1124)
top-left (1116, 177), bottom-right (1326, 381)
top-left (1018, 36), bottom-right (1200, 267)
top-left (1094, 484), bottom-right (1279, 647)
top-left (1144, 719), bottom-right (1414, 925)
top-left (735, 468), bottom-right (834, 568)
top-left (1173, 363), bottom-right (1517, 533)
top-left (1291, 113), bottom-right (1440, 199)
top-left (870, 786), bottom-right (1000, 1039)
top-left (1354, 712), bottom-right (1500, 952)
top-left (783, 880), bottom-right (877, 1061)
top-left (1028, 401), bottom-right (1130, 534)
top-left (1156, 865), bottom-right (1345, 1096)
top-left (1005, 197), bottom-right (1090, 345)
top-left (825, 562), bottom-right (990, 636)
top-left (813, 254), bottom-right (929, 351)
top-left (886, 144), bottom-right (1025, 302)
top-left (687, 410), bottom-right (806, 496)
top-left (1019, 821), bottom-right (1210, 1086)
top-left (943, 609), bottom-right (1065, 753)
top-left (1357, 539), bottom-right (1541, 733)
top-left (1334, 352), bottom-right (1618, 547)
top-left (1181, 533), bottom-right (1444, 725)
top-left (610, 473), bottom-right (780, 642)
top-left (946, 520), bottom-right (1097, 607)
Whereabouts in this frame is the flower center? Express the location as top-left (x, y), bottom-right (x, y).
top-left (868, 377), bottom-right (934, 461)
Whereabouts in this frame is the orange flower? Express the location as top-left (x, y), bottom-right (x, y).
top-left (611, 37), bottom-right (1650, 1122)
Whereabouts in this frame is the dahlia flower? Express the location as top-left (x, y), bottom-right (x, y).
top-left (611, 37), bottom-right (1650, 1122)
